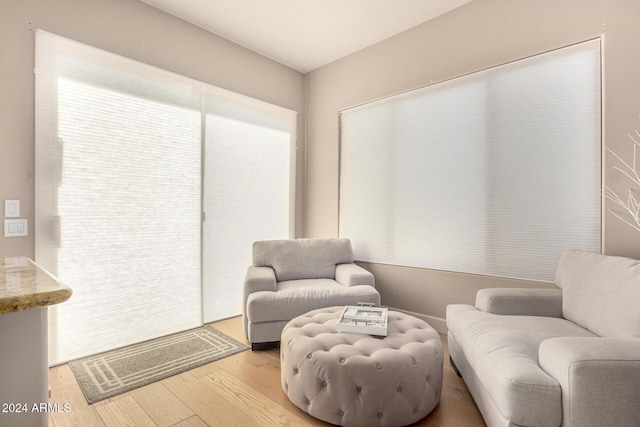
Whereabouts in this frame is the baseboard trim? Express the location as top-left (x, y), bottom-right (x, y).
top-left (386, 306), bottom-right (447, 334)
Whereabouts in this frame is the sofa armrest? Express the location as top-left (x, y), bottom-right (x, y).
top-left (243, 266), bottom-right (277, 296)
top-left (335, 263), bottom-right (375, 287)
top-left (539, 337), bottom-right (640, 427)
top-left (475, 288), bottom-right (562, 317)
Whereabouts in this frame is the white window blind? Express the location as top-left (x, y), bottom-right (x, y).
top-left (202, 87), bottom-right (296, 322)
top-left (35, 30), bottom-right (295, 364)
top-left (339, 39), bottom-right (601, 282)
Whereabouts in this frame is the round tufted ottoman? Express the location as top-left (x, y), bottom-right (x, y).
top-left (280, 306), bottom-right (443, 427)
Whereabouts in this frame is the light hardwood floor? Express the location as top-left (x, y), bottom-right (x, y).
top-left (48, 316), bottom-right (486, 427)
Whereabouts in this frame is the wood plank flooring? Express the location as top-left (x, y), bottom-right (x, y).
top-left (48, 316), bottom-right (485, 427)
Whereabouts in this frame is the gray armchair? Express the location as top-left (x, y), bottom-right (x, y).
top-left (243, 238), bottom-right (380, 350)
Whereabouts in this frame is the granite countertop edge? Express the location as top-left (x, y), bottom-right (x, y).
top-left (0, 257), bottom-right (73, 314)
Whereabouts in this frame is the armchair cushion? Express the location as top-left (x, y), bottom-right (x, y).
top-left (252, 238), bottom-right (353, 281)
top-left (247, 279), bottom-right (380, 323)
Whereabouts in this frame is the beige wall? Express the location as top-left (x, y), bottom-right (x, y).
top-left (304, 0), bottom-right (640, 321)
top-left (0, 0), bottom-right (305, 258)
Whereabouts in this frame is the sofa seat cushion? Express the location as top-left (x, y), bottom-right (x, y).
top-left (246, 279), bottom-right (380, 323)
top-left (447, 304), bottom-right (597, 427)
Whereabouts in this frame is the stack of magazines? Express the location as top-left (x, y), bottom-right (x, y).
top-left (336, 305), bottom-right (388, 336)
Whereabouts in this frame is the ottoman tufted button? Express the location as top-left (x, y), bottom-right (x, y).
top-left (293, 367), bottom-right (298, 374)
top-left (306, 352), bottom-right (312, 359)
top-left (376, 363), bottom-right (382, 370)
top-left (339, 410), bottom-right (345, 416)
top-left (397, 386), bottom-right (403, 392)
top-left (340, 358), bottom-right (345, 363)
top-left (357, 386), bottom-right (362, 392)
top-left (412, 408), bottom-right (418, 414)
top-left (411, 357), bottom-right (417, 365)
top-left (377, 412), bottom-right (383, 418)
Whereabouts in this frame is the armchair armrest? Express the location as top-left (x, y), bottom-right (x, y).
top-left (242, 266), bottom-right (276, 340)
top-left (475, 288), bottom-right (562, 317)
top-left (335, 263), bottom-right (375, 287)
top-left (243, 266), bottom-right (277, 296)
top-left (539, 337), bottom-right (640, 427)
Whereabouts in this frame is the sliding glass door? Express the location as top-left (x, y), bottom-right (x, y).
top-left (35, 31), bottom-right (295, 365)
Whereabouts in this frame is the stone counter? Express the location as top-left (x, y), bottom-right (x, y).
top-left (0, 257), bottom-right (72, 313)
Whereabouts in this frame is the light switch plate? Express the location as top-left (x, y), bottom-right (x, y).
top-left (4, 219), bottom-right (28, 237)
top-left (4, 200), bottom-right (20, 218)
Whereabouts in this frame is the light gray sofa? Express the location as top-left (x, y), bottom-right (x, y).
top-left (446, 250), bottom-right (640, 427)
top-left (243, 238), bottom-right (380, 350)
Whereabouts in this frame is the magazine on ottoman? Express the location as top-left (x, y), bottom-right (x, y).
top-left (336, 304), bottom-right (388, 336)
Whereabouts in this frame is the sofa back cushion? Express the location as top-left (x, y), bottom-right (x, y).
top-left (252, 238), bottom-right (354, 282)
top-left (556, 249), bottom-right (640, 338)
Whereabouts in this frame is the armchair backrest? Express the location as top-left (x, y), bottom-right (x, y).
top-left (252, 238), bottom-right (354, 282)
top-left (555, 249), bottom-right (640, 338)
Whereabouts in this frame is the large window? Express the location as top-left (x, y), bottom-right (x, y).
top-left (35, 31), bottom-right (296, 364)
top-left (339, 39), bottom-right (601, 282)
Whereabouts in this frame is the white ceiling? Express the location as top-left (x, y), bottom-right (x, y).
top-left (139, 0), bottom-right (476, 73)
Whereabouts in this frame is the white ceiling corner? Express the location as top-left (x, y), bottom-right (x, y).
top-left (139, 0), bottom-right (476, 73)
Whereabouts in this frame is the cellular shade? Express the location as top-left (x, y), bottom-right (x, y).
top-left (339, 39), bottom-right (601, 282)
top-left (202, 87), bottom-right (296, 322)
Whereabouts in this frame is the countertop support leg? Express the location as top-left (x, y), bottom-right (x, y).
top-left (0, 307), bottom-right (49, 427)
